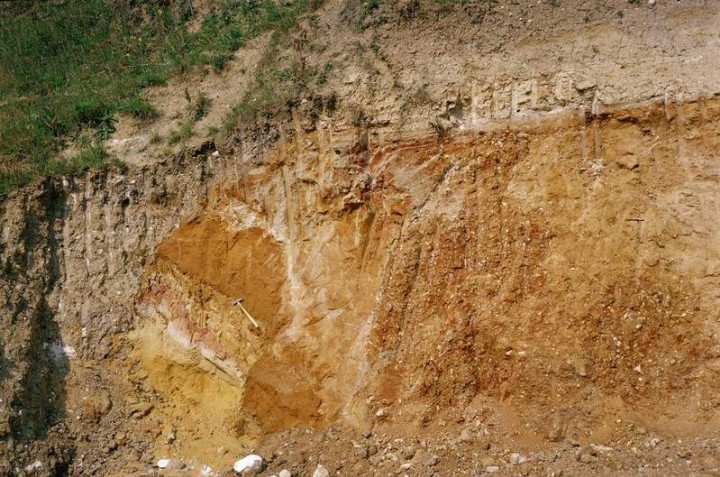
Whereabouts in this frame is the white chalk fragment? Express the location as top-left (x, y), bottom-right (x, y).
top-left (24, 460), bottom-right (43, 473)
top-left (157, 458), bottom-right (184, 470)
top-left (313, 465), bottom-right (330, 477)
top-left (233, 454), bottom-right (265, 474)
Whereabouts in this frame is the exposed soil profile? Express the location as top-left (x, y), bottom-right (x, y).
top-left (4, 1), bottom-right (720, 476)
top-left (131, 98), bottom-right (720, 475)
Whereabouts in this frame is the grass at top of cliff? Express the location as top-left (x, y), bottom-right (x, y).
top-left (0, 0), bottom-right (312, 196)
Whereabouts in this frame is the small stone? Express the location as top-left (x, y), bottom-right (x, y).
top-left (167, 459), bottom-right (185, 470)
top-left (590, 444), bottom-right (614, 453)
top-left (573, 359), bottom-right (588, 377)
top-left (343, 73), bottom-right (360, 85)
top-left (399, 462), bottom-right (412, 471)
top-left (130, 402), bottom-right (153, 419)
top-left (211, 150), bottom-right (221, 158)
top-left (459, 429), bottom-right (474, 443)
top-left (425, 455), bottom-right (439, 467)
top-left (233, 455), bottom-right (265, 474)
top-left (644, 437), bottom-right (661, 449)
top-left (24, 460), bottom-right (43, 473)
top-left (312, 465), bottom-right (330, 477)
top-left (547, 415), bottom-right (567, 442)
top-left (432, 117), bottom-right (454, 134)
top-left (356, 446), bottom-right (370, 459)
top-left (575, 79), bottom-right (597, 92)
top-left (279, 470), bottom-right (292, 477)
top-left (157, 458), bottom-right (184, 470)
top-left (165, 425), bottom-right (176, 444)
top-left (96, 390), bottom-right (113, 415)
top-left (510, 453), bottom-right (528, 465)
top-left (82, 390), bottom-right (113, 423)
top-left (677, 450), bottom-right (692, 460)
top-left (648, 0), bottom-right (656, 5)
top-left (616, 154), bottom-right (639, 170)
top-left (486, 466), bottom-right (500, 473)
top-left (401, 448), bottom-right (415, 460)
top-left (480, 457), bottom-right (495, 468)
top-left (575, 445), bottom-right (598, 463)
top-left (362, 429), bottom-right (373, 439)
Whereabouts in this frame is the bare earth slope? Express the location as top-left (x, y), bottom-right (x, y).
top-left (3, 1), bottom-right (720, 476)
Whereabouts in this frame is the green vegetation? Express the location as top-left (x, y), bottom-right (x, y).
top-left (168, 121), bottom-right (194, 145)
top-left (116, 98), bottom-right (160, 121)
top-left (222, 32), bottom-right (316, 133)
top-left (0, 0), bottom-right (312, 195)
top-left (149, 130), bottom-right (163, 145)
top-left (191, 92), bottom-right (212, 122)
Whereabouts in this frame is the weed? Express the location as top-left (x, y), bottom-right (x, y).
top-left (168, 122), bottom-right (194, 145)
top-left (370, 41), bottom-right (388, 63)
top-left (316, 63), bottom-right (333, 85)
top-left (210, 53), bottom-right (234, 72)
top-left (116, 98), bottom-right (160, 121)
top-left (353, 42), bottom-right (380, 76)
top-left (46, 145), bottom-right (108, 176)
top-left (410, 86), bottom-right (431, 106)
top-left (398, 86), bottom-right (432, 126)
top-left (341, 0), bottom-right (386, 30)
top-left (149, 131), bottom-right (163, 145)
top-left (75, 102), bottom-right (117, 140)
top-left (221, 35), bottom-right (297, 132)
top-left (138, 72), bottom-right (169, 88)
top-left (0, 144), bottom-right (111, 196)
top-left (400, 0), bottom-right (420, 21)
top-left (192, 92), bottom-right (212, 122)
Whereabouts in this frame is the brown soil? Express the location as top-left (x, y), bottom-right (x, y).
top-left (131, 97), bottom-right (720, 475)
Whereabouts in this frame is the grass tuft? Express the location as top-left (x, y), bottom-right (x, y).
top-left (192, 92), bottom-right (212, 122)
top-left (168, 122), bottom-right (194, 145)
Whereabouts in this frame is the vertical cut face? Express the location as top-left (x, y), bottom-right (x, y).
top-left (136, 99), bottom-right (720, 450)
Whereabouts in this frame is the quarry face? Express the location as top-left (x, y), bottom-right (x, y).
top-left (3, 2), bottom-right (720, 476)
